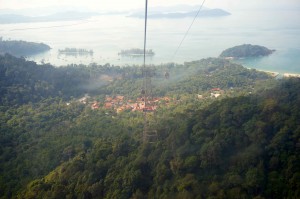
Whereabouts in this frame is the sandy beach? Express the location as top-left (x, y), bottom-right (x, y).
top-left (283, 73), bottom-right (300, 78)
top-left (247, 68), bottom-right (300, 78)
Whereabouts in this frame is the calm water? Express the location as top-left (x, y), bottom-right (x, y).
top-left (0, 9), bottom-right (299, 73)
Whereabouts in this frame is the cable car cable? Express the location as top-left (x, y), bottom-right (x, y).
top-left (172, 0), bottom-right (206, 59)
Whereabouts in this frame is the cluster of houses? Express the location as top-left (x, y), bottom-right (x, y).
top-left (76, 88), bottom-right (224, 114)
top-left (210, 88), bottom-right (223, 98)
top-left (198, 88), bottom-right (224, 99)
top-left (86, 95), bottom-right (172, 113)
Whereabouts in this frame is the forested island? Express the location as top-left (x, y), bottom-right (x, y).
top-left (0, 53), bottom-right (299, 198)
top-left (220, 44), bottom-right (275, 58)
top-left (0, 37), bottom-right (50, 57)
top-left (118, 48), bottom-right (155, 56)
top-left (58, 48), bottom-right (94, 56)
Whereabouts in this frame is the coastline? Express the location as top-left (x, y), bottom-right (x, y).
top-left (257, 69), bottom-right (279, 78)
top-left (246, 68), bottom-right (300, 78)
top-left (245, 67), bottom-right (279, 77)
top-left (283, 73), bottom-right (300, 78)
top-left (258, 70), bottom-right (300, 78)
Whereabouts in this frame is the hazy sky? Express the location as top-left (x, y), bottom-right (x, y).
top-left (1, 0), bottom-right (299, 12)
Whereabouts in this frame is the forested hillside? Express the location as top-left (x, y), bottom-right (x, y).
top-left (0, 54), bottom-right (122, 106)
top-left (0, 39), bottom-right (50, 57)
top-left (0, 54), bottom-right (270, 106)
top-left (0, 54), bottom-right (299, 199)
top-left (16, 79), bottom-right (300, 199)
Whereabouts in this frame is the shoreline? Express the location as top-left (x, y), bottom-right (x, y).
top-left (257, 69), bottom-right (280, 77)
top-left (246, 68), bottom-right (280, 77)
top-left (283, 73), bottom-right (300, 78)
top-left (257, 69), bottom-right (300, 78)
top-left (21, 53), bottom-right (300, 78)
top-left (246, 68), bottom-right (300, 78)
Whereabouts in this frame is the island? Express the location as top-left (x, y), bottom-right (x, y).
top-left (0, 37), bottom-right (50, 56)
top-left (0, 11), bottom-right (100, 24)
top-left (118, 48), bottom-right (155, 57)
top-left (129, 8), bottom-right (230, 19)
top-left (58, 48), bottom-right (94, 56)
top-left (219, 44), bottom-right (275, 58)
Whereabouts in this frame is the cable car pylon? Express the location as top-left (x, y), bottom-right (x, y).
top-left (142, 0), bottom-right (157, 143)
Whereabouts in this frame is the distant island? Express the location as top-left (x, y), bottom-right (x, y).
top-left (0, 37), bottom-right (50, 56)
top-left (220, 44), bottom-right (275, 58)
top-left (0, 11), bottom-right (99, 24)
top-left (118, 48), bottom-right (155, 57)
top-left (0, 6), bottom-right (231, 24)
top-left (58, 48), bottom-right (94, 56)
top-left (128, 7), bottom-right (230, 19)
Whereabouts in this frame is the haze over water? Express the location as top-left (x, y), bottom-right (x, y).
top-left (0, 6), bottom-right (300, 73)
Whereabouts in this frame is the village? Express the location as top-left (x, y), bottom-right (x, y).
top-left (75, 87), bottom-right (226, 114)
top-left (77, 94), bottom-right (174, 114)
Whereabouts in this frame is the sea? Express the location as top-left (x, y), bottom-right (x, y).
top-left (0, 9), bottom-right (300, 74)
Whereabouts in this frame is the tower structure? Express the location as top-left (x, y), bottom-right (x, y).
top-left (142, 0), bottom-right (157, 143)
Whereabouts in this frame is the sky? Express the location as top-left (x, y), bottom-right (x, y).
top-left (0, 0), bottom-right (299, 12)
